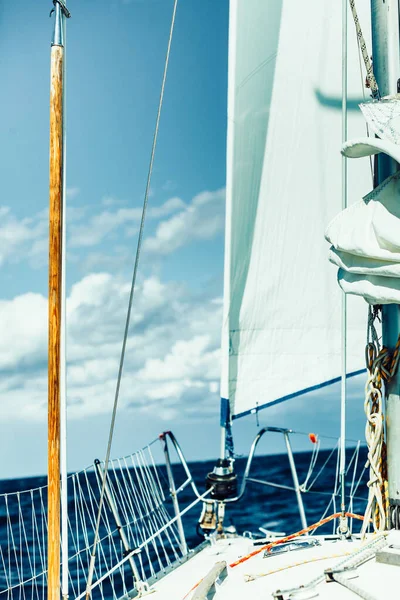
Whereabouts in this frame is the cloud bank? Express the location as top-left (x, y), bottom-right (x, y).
top-left (0, 272), bottom-right (222, 423)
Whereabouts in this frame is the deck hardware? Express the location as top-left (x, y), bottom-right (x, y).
top-left (264, 539), bottom-right (320, 558)
top-left (220, 427), bottom-right (308, 530)
top-left (376, 531), bottom-right (400, 566)
top-left (325, 566), bottom-right (358, 583)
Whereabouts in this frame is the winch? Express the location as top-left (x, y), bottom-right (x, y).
top-left (205, 458), bottom-right (238, 500)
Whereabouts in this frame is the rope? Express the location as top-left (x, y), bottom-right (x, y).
top-left (84, 1), bottom-right (179, 597)
top-left (367, 305), bottom-right (381, 353)
top-left (348, 0), bottom-right (379, 98)
top-left (229, 512), bottom-right (365, 568)
top-left (243, 551), bottom-right (353, 582)
top-left (362, 327), bottom-right (400, 536)
top-left (362, 363), bottom-right (386, 534)
top-left (284, 533), bottom-right (388, 600)
top-left (181, 512), bottom-right (366, 600)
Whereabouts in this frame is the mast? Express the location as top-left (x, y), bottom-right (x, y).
top-left (370, 0), bottom-right (400, 529)
top-left (60, 9), bottom-right (69, 599)
top-left (48, 2), bottom-right (70, 599)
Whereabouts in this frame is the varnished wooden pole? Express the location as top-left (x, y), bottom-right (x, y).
top-left (48, 16), bottom-right (64, 600)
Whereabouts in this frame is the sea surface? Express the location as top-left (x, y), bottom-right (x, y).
top-left (0, 447), bottom-right (370, 596)
top-left (172, 448), bottom-right (370, 546)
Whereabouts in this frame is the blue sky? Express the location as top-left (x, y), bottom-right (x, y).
top-left (0, 0), bottom-right (366, 480)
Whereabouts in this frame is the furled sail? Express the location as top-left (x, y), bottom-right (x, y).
top-left (327, 125), bottom-right (400, 304)
top-left (221, 0), bottom-right (372, 419)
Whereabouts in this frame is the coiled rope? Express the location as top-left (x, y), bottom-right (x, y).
top-left (85, 1), bottom-right (179, 597)
top-left (362, 331), bottom-right (400, 536)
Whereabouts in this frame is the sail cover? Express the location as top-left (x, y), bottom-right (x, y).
top-left (327, 140), bottom-right (400, 304)
top-left (221, 0), bottom-right (372, 419)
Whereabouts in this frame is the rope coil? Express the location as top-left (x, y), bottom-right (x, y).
top-left (362, 313), bottom-right (400, 536)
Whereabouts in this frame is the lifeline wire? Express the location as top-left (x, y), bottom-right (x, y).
top-left (84, 1), bottom-right (179, 597)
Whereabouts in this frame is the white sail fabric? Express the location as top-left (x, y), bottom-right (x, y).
top-left (360, 95), bottom-right (400, 145)
top-left (327, 169), bottom-right (400, 304)
top-left (342, 136), bottom-right (400, 163)
top-left (221, 0), bottom-right (371, 419)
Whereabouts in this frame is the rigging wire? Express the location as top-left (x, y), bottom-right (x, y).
top-left (339, 0), bottom-right (348, 530)
top-left (84, 1), bottom-right (179, 596)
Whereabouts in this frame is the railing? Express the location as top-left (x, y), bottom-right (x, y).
top-left (224, 427), bottom-right (368, 536)
top-left (0, 429), bottom-right (368, 599)
top-left (224, 427), bottom-right (308, 529)
top-left (0, 438), bottom-right (207, 600)
top-left (158, 429), bottom-right (368, 539)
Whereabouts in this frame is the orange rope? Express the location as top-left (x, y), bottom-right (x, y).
top-left (229, 512), bottom-right (364, 568)
top-left (181, 512), bottom-right (365, 599)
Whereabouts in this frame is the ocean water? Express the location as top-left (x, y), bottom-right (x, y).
top-left (0, 447), bottom-right (369, 595)
top-left (175, 449), bottom-right (369, 547)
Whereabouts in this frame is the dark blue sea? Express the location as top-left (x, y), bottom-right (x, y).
top-left (0, 448), bottom-right (369, 597)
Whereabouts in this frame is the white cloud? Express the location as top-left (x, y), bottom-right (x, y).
top-left (136, 335), bottom-right (219, 382)
top-left (149, 197), bottom-right (186, 218)
top-left (69, 207), bottom-right (142, 247)
top-left (0, 189), bottom-right (224, 272)
top-left (66, 187), bottom-right (80, 199)
top-left (69, 196), bottom-right (187, 249)
top-left (0, 293), bottom-right (47, 369)
top-left (73, 247), bottom-right (132, 272)
top-left (0, 272), bottom-right (223, 423)
top-left (143, 188), bottom-right (225, 255)
top-left (0, 206), bottom-right (48, 267)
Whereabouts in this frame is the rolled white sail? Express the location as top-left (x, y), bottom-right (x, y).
top-left (327, 169), bottom-right (400, 304)
top-left (360, 96), bottom-right (400, 145)
top-left (221, 0), bottom-right (371, 419)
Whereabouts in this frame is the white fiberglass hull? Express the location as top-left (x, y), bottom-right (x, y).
top-left (150, 533), bottom-right (396, 600)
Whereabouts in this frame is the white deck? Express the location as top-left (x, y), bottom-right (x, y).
top-left (149, 532), bottom-right (398, 599)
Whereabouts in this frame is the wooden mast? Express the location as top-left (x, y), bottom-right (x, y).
top-left (48, 2), bottom-right (70, 599)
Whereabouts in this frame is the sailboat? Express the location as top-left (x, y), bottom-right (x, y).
top-left (2, 0), bottom-right (400, 599)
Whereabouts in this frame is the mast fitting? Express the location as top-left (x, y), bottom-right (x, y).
top-left (50, 0), bottom-right (71, 19)
top-left (50, 0), bottom-right (70, 47)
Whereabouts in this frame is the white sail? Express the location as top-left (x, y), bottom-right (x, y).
top-left (327, 160), bottom-right (400, 305)
top-left (221, 0), bottom-right (372, 419)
